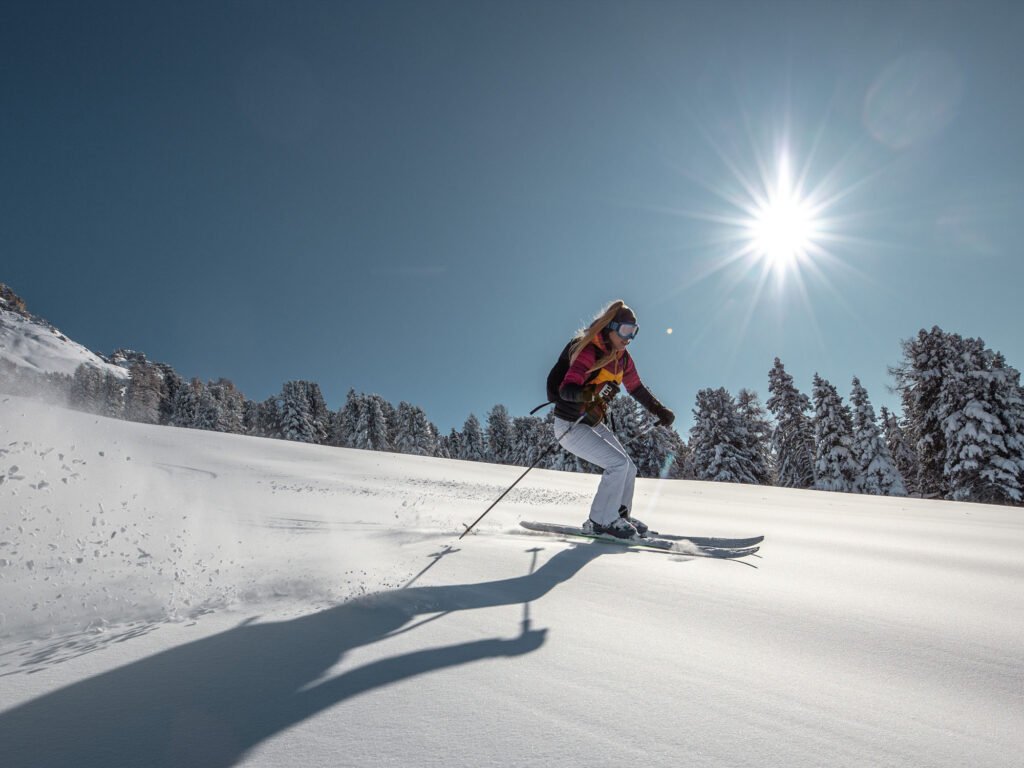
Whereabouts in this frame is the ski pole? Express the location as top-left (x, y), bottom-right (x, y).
top-left (458, 384), bottom-right (652, 539)
top-left (458, 409), bottom-right (589, 540)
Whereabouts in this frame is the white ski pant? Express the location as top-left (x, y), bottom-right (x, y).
top-left (554, 416), bottom-right (637, 526)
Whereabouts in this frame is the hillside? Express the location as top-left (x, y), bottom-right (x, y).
top-left (0, 287), bottom-right (127, 381)
top-left (1, 395), bottom-right (1021, 767)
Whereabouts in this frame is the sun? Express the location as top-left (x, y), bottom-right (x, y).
top-left (745, 154), bottom-right (820, 272)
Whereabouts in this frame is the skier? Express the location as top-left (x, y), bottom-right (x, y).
top-left (550, 300), bottom-right (675, 539)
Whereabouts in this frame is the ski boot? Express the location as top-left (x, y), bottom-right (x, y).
top-left (619, 505), bottom-right (649, 537)
top-left (582, 516), bottom-right (639, 540)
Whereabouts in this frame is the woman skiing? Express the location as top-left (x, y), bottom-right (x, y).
top-left (549, 300), bottom-right (675, 539)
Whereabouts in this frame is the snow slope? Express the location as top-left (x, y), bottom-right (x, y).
top-left (1, 395), bottom-right (1022, 767)
top-left (0, 307), bottom-right (128, 379)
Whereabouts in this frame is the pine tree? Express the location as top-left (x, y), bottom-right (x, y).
top-left (459, 413), bottom-right (487, 462)
top-left (330, 389), bottom-right (361, 447)
top-left (155, 365), bottom-right (184, 426)
top-left (194, 386), bottom-right (222, 432)
top-left (941, 348), bottom-right (1024, 504)
top-left (891, 327), bottom-right (961, 498)
top-left (881, 407), bottom-right (919, 496)
top-left (812, 374), bottom-right (857, 492)
top-left (124, 364), bottom-right (162, 424)
top-left (439, 429), bottom-right (461, 460)
top-left (170, 379), bottom-right (202, 428)
top-left (767, 358), bottom-right (816, 488)
top-left (368, 395), bottom-right (395, 451)
top-left (242, 399), bottom-right (260, 436)
top-left (509, 416), bottom-right (545, 466)
top-left (663, 428), bottom-right (694, 480)
top-left (69, 364), bottom-right (103, 414)
top-left (352, 394), bottom-right (390, 451)
top-left (393, 402), bottom-right (438, 456)
top-left (257, 396), bottom-right (282, 439)
top-left (736, 388), bottom-right (774, 485)
top-left (689, 387), bottom-right (762, 484)
top-left (304, 382), bottom-right (330, 444)
top-left (204, 378), bottom-right (245, 433)
top-left (634, 416), bottom-right (678, 479)
top-left (485, 404), bottom-right (514, 464)
top-left (850, 378), bottom-right (906, 496)
top-left (280, 380), bottom-right (317, 443)
top-left (99, 372), bottom-right (126, 419)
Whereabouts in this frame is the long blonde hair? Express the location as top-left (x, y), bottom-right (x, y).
top-left (569, 299), bottom-right (628, 373)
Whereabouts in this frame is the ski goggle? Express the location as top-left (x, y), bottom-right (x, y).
top-left (608, 321), bottom-right (639, 340)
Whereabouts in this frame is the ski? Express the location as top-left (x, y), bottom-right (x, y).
top-left (518, 521), bottom-right (760, 559)
top-left (648, 533), bottom-right (764, 548)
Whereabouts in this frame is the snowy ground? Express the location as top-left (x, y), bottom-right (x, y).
top-left (1, 394), bottom-right (1022, 767)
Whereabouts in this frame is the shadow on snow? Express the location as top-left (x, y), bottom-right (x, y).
top-left (2, 542), bottom-right (617, 768)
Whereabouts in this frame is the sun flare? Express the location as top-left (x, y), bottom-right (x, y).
top-left (745, 155), bottom-right (820, 272)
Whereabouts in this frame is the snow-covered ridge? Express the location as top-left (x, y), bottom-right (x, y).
top-left (0, 302), bottom-right (128, 380)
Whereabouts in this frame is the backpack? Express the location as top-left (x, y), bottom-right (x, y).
top-left (545, 339), bottom-right (576, 405)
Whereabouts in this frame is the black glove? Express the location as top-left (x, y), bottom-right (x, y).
top-left (633, 384), bottom-right (674, 428)
top-left (654, 405), bottom-right (675, 428)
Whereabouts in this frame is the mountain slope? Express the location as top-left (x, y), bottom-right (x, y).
top-left (1, 395), bottom-right (1022, 768)
top-left (0, 288), bottom-right (127, 380)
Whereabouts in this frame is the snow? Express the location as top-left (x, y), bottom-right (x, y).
top-left (1, 395), bottom-right (1022, 767)
top-left (0, 308), bottom-right (128, 379)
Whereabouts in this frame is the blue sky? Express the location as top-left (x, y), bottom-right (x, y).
top-left (4, 0), bottom-right (1024, 434)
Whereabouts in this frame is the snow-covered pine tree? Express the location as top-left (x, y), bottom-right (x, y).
top-left (459, 413), bottom-right (487, 462)
top-left (352, 394), bottom-right (390, 451)
top-left (393, 402), bottom-right (438, 456)
top-left (812, 374), bottom-right (857, 492)
top-left (880, 406), bottom-right (919, 496)
top-left (303, 382), bottom-right (330, 444)
top-left (69, 364), bottom-right (104, 414)
top-left (510, 416), bottom-right (544, 467)
top-left (767, 358), bottom-right (816, 488)
top-left (891, 327), bottom-right (962, 498)
top-left (367, 395), bottom-right (395, 451)
top-left (736, 388), bottom-right (774, 485)
top-left (850, 378), bottom-right (906, 496)
top-left (329, 389), bottom-right (361, 447)
top-left (242, 399), bottom-right (260, 436)
top-left (689, 387), bottom-right (761, 484)
top-left (194, 385), bottom-right (222, 432)
top-left (205, 379), bottom-right (246, 433)
top-left (125, 364), bottom-right (163, 424)
top-left (941, 347), bottom-right (1024, 504)
top-left (279, 380), bottom-right (317, 443)
top-left (665, 429), bottom-right (695, 480)
top-left (631, 411), bottom-right (678, 479)
top-left (438, 428), bottom-right (461, 460)
top-left (154, 364), bottom-right (184, 426)
top-left (169, 379), bottom-right (202, 428)
top-left (257, 396), bottom-right (282, 439)
top-left (99, 371), bottom-right (126, 419)
top-left (485, 404), bottom-right (514, 465)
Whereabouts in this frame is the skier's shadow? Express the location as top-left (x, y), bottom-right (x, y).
top-left (1, 541), bottom-right (614, 768)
